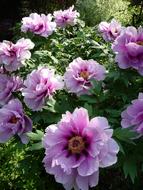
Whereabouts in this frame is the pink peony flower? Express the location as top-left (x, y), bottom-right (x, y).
top-left (53, 5), bottom-right (79, 27)
top-left (112, 26), bottom-right (143, 75)
top-left (0, 74), bottom-right (23, 105)
top-left (0, 38), bottom-right (34, 71)
top-left (22, 66), bottom-right (64, 111)
top-left (21, 13), bottom-right (56, 37)
top-left (43, 107), bottom-right (119, 190)
top-left (98, 19), bottom-right (122, 41)
top-left (64, 57), bottom-right (106, 95)
top-left (0, 99), bottom-right (32, 144)
top-left (121, 93), bottom-right (143, 134)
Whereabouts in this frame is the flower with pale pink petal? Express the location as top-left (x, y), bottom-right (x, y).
top-left (121, 93), bottom-right (143, 134)
top-left (112, 26), bottom-right (143, 75)
top-left (64, 57), bottom-right (106, 95)
top-left (22, 66), bottom-right (64, 111)
top-left (0, 38), bottom-right (34, 71)
top-left (0, 99), bottom-right (32, 144)
top-left (21, 13), bottom-right (56, 37)
top-left (54, 6), bottom-right (79, 28)
top-left (98, 19), bottom-right (122, 41)
top-left (43, 107), bottom-right (119, 190)
top-left (0, 74), bottom-right (23, 105)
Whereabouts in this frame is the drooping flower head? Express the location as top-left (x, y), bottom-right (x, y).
top-left (98, 19), bottom-right (122, 42)
top-left (22, 66), bottom-right (64, 111)
top-left (0, 38), bottom-right (34, 71)
top-left (64, 57), bottom-right (106, 95)
top-left (112, 26), bottom-right (143, 75)
top-left (53, 6), bottom-right (79, 27)
top-left (0, 99), bottom-right (32, 144)
top-left (21, 13), bottom-right (56, 37)
top-left (43, 107), bottom-right (119, 190)
top-left (0, 74), bottom-right (23, 105)
top-left (121, 93), bottom-right (143, 134)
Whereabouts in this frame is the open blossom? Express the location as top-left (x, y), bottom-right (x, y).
top-left (112, 26), bottom-right (143, 75)
top-left (0, 38), bottom-right (34, 71)
top-left (21, 13), bottom-right (56, 37)
top-left (121, 93), bottom-right (143, 134)
top-left (64, 57), bottom-right (106, 95)
top-left (43, 107), bottom-right (119, 190)
top-left (0, 74), bottom-right (23, 105)
top-left (0, 99), bottom-right (32, 144)
top-left (22, 66), bottom-right (64, 111)
top-left (98, 19), bottom-right (122, 41)
top-left (53, 6), bottom-right (79, 27)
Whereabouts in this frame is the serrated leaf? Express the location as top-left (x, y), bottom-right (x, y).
top-left (123, 159), bottom-right (137, 183)
top-left (113, 128), bottom-right (137, 144)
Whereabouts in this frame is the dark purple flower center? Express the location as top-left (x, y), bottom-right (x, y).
top-left (62, 16), bottom-right (69, 21)
top-left (136, 41), bottom-right (143, 46)
top-left (34, 24), bottom-right (44, 32)
top-left (9, 49), bottom-right (16, 57)
top-left (80, 71), bottom-right (89, 80)
top-left (68, 136), bottom-right (85, 154)
top-left (9, 116), bottom-right (19, 124)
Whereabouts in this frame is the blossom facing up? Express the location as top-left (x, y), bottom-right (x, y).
top-left (0, 99), bottom-right (32, 144)
top-left (64, 57), bottom-right (106, 95)
top-left (0, 74), bottom-right (23, 105)
top-left (22, 66), bottom-right (64, 111)
top-left (21, 13), bottom-right (56, 37)
top-left (0, 38), bottom-right (34, 71)
top-left (112, 26), bottom-right (143, 75)
top-left (98, 19), bottom-right (122, 41)
top-left (121, 93), bottom-right (143, 134)
top-left (53, 6), bottom-right (79, 27)
top-left (43, 107), bottom-right (119, 190)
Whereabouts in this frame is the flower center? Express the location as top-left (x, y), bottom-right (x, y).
top-left (9, 116), bottom-right (19, 124)
top-left (68, 136), bottom-right (85, 154)
top-left (80, 71), bottom-right (89, 80)
top-left (136, 41), bottom-right (143, 46)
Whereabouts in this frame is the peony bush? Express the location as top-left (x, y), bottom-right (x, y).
top-left (0, 5), bottom-right (143, 190)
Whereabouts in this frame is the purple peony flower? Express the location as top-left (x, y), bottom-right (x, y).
top-left (112, 26), bottom-right (143, 75)
top-left (21, 13), bottom-right (56, 37)
top-left (22, 66), bottom-right (64, 111)
top-left (0, 38), bottom-right (34, 71)
top-left (64, 57), bottom-right (106, 95)
top-left (53, 5), bottom-right (79, 27)
top-left (0, 99), bottom-right (32, 144)
top-left (0, 74), bottom-right (23, 105)
top-left (98, 19), bottom-right (122, 42)
top-left (43, 107), bottom-right (119, 190)
top-left (121, 93), bottom-right (143, 134)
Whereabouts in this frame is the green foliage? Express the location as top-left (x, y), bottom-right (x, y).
top-left (1, 12), bottom-right (143, 190)
top-left (76, 0), bottom-right (132, 26)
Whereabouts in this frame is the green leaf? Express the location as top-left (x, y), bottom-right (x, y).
top-left (90, 80), bottom-right (102, 94)
top-left (27, 130), bottom-right (44, 141)
top-left (123, 159), bottom-right (137, 183)
top-left (29, 142), bottom-right (43, 151)
top-left (113, 128), bottom-right (137, 144)
top-left (116, 140), bottom-right (125, 155)
top-left (84, 103), bottom-right (93, 116)
top-left (79, 95), bottom-right (97, 103)
top-left (44, 98), bottom-right (57, 113)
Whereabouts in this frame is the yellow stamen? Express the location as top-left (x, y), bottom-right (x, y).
top-left (68, 136), bottom-right (85, 154)
top-left (80, 71), bottom-right (89, 80)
